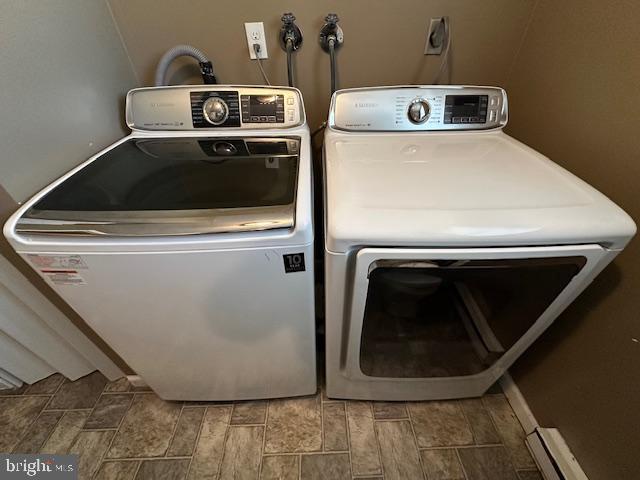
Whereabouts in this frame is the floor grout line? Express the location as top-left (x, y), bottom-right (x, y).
top-left (419, 443), bottom-right (505, 451)
top-left (164, 403), bottom-right (185, 457)
top-left (42, 408), bottom-right (94, 412)
top-left (455, 447), bottom-right (471, 480)
top-left (34, 410), bottom-right (65, 454)
top-left (185, 404), bottom-right (208, 479)
top-left (406, 402), bottom-right (429, 480)
top-left (344, 401), bottom-right (355, 478)
top-left (257, 400), bottom-right (270, 480)
top-left (11, 398), bottom-right (53, 453)
top-left (95, 455), bottom-right (193, 461)
top-left (93, 390), bottom-right (139, 475)
top-left (214, 403), bottom-right (234, 479)
top-left (320, 394), bottom-right (326, 453)
top-left (371, 406), bottom-right (388, 480)
top-left (259, 450), bottom-right (352, 457)
top-left (458, 398), bottom-right (478, 446)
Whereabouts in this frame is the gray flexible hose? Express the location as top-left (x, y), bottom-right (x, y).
top-left (154, 45), bottom-right (210, 86)
top-left (329, 38), bottom-right (337, 95)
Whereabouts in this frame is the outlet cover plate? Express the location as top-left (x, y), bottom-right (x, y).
top-left (245, 22), bottom-right (268, 59)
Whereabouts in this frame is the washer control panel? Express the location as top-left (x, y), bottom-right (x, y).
top-left (329, 86), bottom-right (507, 132)
top-left (126, 86), bottom-right (304, 130)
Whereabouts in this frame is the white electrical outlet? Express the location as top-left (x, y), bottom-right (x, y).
top-left (244, 22), bottom-right (268, 59)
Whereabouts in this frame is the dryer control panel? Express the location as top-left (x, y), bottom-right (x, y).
top-left (126, 86), bottom-right (305, 131)
top-left (329, 86), bottom-right (507, 132)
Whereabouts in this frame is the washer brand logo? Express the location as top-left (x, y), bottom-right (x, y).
top-left (1, 455), bottom-right (77, 479)
top-left (283, 253), bottom-right (305, 273)
top-left (354, 102), bottom-right (378, 108)
top-left (150, 102), bottom-right (175, 108)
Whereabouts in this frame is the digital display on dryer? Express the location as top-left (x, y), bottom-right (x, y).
top-left (444, 95), bottom-right (488, 124)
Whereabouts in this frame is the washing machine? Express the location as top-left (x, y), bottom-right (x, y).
top-left (323, 85), bottom-right (636, 401)
top-left (4, 85), bottom-right (317, 401)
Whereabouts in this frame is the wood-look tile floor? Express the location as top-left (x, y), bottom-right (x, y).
top-left (0, 372), bottom-right (542, 480)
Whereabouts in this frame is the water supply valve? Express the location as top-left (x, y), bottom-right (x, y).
top-left (280, 12), bottom-right (303, 51)
top-left (319, 13), bottom-right (344, 52)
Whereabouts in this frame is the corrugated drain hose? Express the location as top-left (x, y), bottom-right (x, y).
top-left (154, 44), bottom-right (217, 86)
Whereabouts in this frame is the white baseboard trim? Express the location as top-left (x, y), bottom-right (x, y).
top-left (0, 367), bottom-right (23, 389)
top-left (500, 372), bottom-right (539, 434)
top-left (499, 372), bottom-right (589, 480)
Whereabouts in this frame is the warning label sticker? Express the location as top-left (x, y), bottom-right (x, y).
top-left (27, 254), bottom-right (87, 270)
top-left (41, 269), bottom-right (86, 286)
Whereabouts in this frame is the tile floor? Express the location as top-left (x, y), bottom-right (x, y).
top-left (0, 371), bottom-right (542, 480)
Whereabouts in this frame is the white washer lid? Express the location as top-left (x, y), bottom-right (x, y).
top-left (324, 130), bottom-right (636, 252)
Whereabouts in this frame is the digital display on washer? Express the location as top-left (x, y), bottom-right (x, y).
top-left (444, 95), bottom-right (488, 124)
top-left (241, 95), bottom-right (285, 123)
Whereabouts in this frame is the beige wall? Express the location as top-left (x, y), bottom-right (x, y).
top-left (0, 0), bottom-right (138, 202)
top-left (108, 0), bottom-right (537, 129)
top-left (0, 0), bottom-right (138, 373)
top-left (505, 1), bottom-right (640, 478)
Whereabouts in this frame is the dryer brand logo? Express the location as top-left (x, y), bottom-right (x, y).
top-left (283, 253), bottom-right (305, 273)
top-left (354, 102), bottom-right (378, 108)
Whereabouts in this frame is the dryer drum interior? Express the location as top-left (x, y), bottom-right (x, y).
top-left (358, 256), bottom-right (586, 379)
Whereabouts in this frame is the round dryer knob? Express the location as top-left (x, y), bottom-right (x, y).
top-left (407, 99), bottom-right (431, 124)
top-left (202, 97), bottom-right (229, 125)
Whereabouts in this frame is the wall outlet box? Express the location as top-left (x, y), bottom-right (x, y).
top-left (425, 17), bottom-right (447, 55)
top-left (245, 22), bottom-right (268, 59)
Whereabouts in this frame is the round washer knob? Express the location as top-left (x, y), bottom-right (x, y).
top-left (408, 99), bottom-right (431, 124)
top-left (213, 141), bottom-right (237, 155)
top-left (202, 97), bottom-right (229, 125)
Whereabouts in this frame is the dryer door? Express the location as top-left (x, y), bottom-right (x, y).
top-left (343, 244), bottom-right (612, 397)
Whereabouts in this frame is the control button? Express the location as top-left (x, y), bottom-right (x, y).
top-left (287, 97), bottom-right (294, 105)
top-left (453, 117), bottom-right (461, 123)
top-left (260, 116), bottom-right (268, 122)
top-left (461, 117), bottom-right (469, 123)
top-left (268, 116), bottom-right (276, 122)
top-left (489, 110), bottom-right (497, 122)
top-left (202, 97), bottom-right (229, 125)
top-left (490, 96), bottom-right (499, 106)
top-left (407, 98), bottom-right (431, 124)
top-left (251, 116), bottom-right (260, 122)
top-left (469, 117), bottom-right (479, 123)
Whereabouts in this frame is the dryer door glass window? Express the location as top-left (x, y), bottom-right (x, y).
top-left (359, 257), bottom-right (586, 378)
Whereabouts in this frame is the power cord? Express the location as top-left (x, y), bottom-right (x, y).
top-left (432, 19), bottom-right (451, 84)
top-left (311, 122), bottom-right (327, 139)
top-left (253, 44), bottom-right (271, 86)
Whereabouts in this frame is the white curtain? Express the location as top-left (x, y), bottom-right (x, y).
top-left (0, 255), bottom-right (123, 387)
